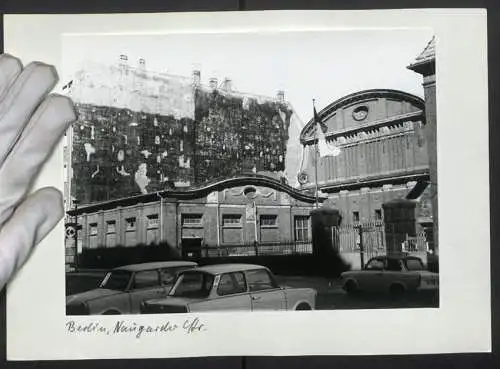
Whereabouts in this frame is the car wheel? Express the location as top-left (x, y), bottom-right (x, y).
top-left (102, 310), bottom-right (121, 315)
top-left (389, 284), bottom-right (405, 296)
top-left (344, 280), bottom-right (358, 295)
top-left (295, 303), bottom-right (312, 311)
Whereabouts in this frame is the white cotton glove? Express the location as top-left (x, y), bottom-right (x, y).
top-left (0, 54), bottom-right (77, 291)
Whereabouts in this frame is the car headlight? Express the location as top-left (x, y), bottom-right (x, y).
top-left (66, 302), bottom-right (90, 315)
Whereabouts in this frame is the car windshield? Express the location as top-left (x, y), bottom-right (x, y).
top-left (169, 271), bottom-right (214, 298)
top-left (404, 258), bottom-right (425, 271)
top-left (99, 270), bottom-right (132, 290)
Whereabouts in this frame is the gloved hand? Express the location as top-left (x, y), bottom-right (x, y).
top-left (0, 54), bottom-right (77, 291)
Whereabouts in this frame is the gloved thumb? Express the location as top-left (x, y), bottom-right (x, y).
top-left (0, 187), bottom-right (63, 290)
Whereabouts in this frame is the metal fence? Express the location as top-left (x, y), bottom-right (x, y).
top-left (198, 240), bottom-right (313, 258)
top-left (333, 220), bottom-right (429, 268)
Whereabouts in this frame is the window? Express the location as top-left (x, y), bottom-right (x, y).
top-left (147, 214), bottom-right (159, 229)
top-left (246, 269), bottom-right (277, 292)
top-left (217, 272), bottom-right (247, 296)
top-left (386, 259), bottom-right (403, 272)
top-left (126, 217), bottom-right (136, 231)
top-left (352, 211), bottom-right (360, 222)
top-left (374, 209), bottom-right (382, 220)
top-left (223, 214), bottom-right (241, 226)
top-left (170, 272), bottom-right (214, 298)
top-left (182, 214), bottom-right (202, 226)
top-left (106, 220), bottom-right (116, 234)
top-left (260, 215), bottom-right (277, 227)
top-left (89, 223), bottom-right (98, 235)
top-left (404, 258), bottom-right (425, 271)
top-left (132, 270), bottom-right (160, 289)
top-left (294, 216), bottom-right (309, 242)
top-left (100, 270), bottom-right (132, 291)
top-left (365, 258), bottom-right (385, 270)
top-left (160, 268), bottom-right (178, 286)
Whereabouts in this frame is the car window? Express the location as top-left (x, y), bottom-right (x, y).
top-left (170, 272), bottom-right (214, 298)
top-left (246, 269), bottom-right (277, 292)
top-left (132, 270), bottom-right (160, 289)
top-left (405, 258), bottom-right (425, 271)
top-left (100, 270), bottom-right (132, 290)
top-left (217, 272), bottom-right (247, 296)
top-left (386, 259), bottom-right (403, 272)
top-left (365, 259), bottom-right (385, 270)
top-left (160, 269), bottom-right (177, 285)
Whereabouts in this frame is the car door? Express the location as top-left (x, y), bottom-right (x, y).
top-left (128, 269), bottom-right (167, 313)
top-left (358, 258), bottom-right (386, 292)
top-left (192, 272), bottom-right (252, 311)
top-left (246, 269), bottom-right (286, 311)
top-left (380, 258), bottom-right (405, 291)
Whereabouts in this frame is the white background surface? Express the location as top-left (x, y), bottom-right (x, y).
top-left (4, 9), bottom-right (490, 360)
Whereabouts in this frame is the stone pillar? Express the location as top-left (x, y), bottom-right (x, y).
top-left (407, 36), bottom-right (438, 256)
top-left (382, 199), bottom-right (417, 255)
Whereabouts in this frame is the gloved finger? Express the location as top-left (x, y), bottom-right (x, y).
top-left (0, 187), bottom-right (63, 291)
top-left (0, 62), bottom-right (59, 165)
top-left (0, 94), bottom-right (76, 226)
top-left (0, 54), bottom-right (23, 101)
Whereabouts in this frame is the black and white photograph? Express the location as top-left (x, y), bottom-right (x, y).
top-left (4, 10), bottom-right (490, 361)
top-left (62, 29), bottom-right (440, 314)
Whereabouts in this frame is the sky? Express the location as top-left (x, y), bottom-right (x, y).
top-left (61, 29), bottom-right (433, 123)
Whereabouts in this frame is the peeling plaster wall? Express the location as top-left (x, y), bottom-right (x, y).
top-left (68, 62), bottom-right (303, 205)
top-left (194, 87), bottom-right (295, 184)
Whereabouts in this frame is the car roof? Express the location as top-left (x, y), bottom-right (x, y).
top-left (113, 261), bottom-right (198, 272)
top-left (182, 263), bottom-right (268, 275)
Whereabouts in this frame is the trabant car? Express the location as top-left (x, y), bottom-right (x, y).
top-left (340, 255), bottom-right (439, 295)
top-left (66, 261), bottom-right (198, 315)
top-left (140, 263), bottom-right (317, 313)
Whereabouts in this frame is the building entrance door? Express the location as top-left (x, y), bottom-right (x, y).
top-left (181, 238), bottom-right (203, 259)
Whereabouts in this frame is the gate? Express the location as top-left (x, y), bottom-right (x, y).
top-left (334, 220), bottom-right (429, 269)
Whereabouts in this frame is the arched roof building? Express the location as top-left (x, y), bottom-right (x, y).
top-left (297, 89), bottom-right (431, 226)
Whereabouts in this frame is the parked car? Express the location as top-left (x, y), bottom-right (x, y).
top-left (340, 255), bottom-right (439, 295)
top-left (140, 263), bottom-right (317, 314)
top-left (66, 261), bottom-right (198, 315)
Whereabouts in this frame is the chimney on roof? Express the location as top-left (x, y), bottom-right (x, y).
top-left (119, 54), bottom-right (128, 70)
top-left (277, 90), bottom-right (285, 102)
top-left (192, 70), bottom-right (201, 86)
top-left (138, 58), bottom-right (145, 69)
top-left (209, 77), bottom-right (218, 90)
top-left (222, 78), bottom-right (233, 91)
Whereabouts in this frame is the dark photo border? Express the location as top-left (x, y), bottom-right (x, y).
top-left (0, 1), bottom-right (497, 369)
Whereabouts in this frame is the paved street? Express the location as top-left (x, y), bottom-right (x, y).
top-left (67, 271), bottom-right (438, 310)
top-left (275, 275), bottom-right (438, 309)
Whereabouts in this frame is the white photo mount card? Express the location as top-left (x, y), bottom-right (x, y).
top-left (3, 9), bottom-right (490, 361)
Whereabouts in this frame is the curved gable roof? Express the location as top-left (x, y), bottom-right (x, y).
top-left (68, 173), bottom-right (321, 215)
top-left (299, 89), bottom-right (425, 144)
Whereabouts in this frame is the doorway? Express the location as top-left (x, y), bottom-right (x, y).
top-left (181, 238), bottom-right (203, 259)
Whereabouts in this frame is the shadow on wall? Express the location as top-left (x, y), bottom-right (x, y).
top-left (77, 241), bottom-right (182, 270)
top-left (76, 239), bottom-right (350, 279)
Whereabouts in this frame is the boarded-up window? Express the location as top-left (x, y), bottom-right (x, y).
top-left (222, 214), bottom-right (241, 226)
top-left (89, 223), bottom-right (98, 248)
top-left (106, 220), bottom-right (116, 247)
top-left (182, 214), bottom-right (202, 226)
top-left (125, 217), bottom-right (137, 246)
top-left (259, 215), bottom-right (278, 243)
